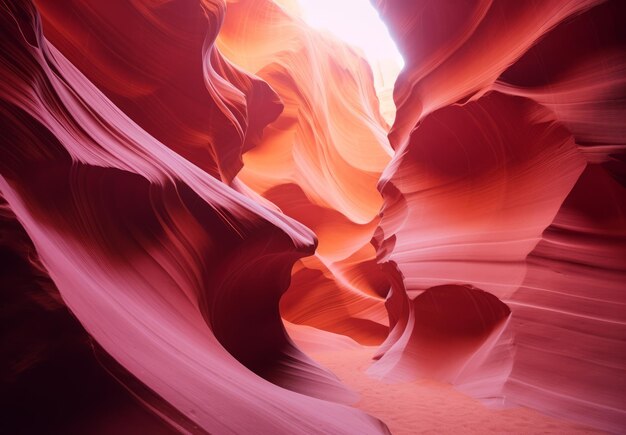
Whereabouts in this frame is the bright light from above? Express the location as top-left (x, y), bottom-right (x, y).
top-left (294, 0), bottom-right (404, 123)
top-left (295, 0), bottom-right (404, 69)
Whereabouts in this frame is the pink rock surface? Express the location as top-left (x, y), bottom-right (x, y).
top-left (373, 0), bottom-right (626, 432)
top-left (1, 0), bottom-right (624, 433)
top-left (0, 1), bottom-right (388, 433)
top-left (217, 0), bottom-right (392, 345)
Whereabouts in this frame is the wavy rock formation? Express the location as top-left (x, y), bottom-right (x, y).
top-left (1, 0), bottom-right (625, 433)
top-left (376, 0), bottom-right (603, 150)
top-left (216, 0), bottom-right (392, 345)
top-left (504, 165), bottom-right (626, 432)
top-left (0, 1), bottom-right (389, 433)
top-left (1, 195), bottom-right (177, 434)
top-left (374, 0), bottom-right (626, 431)
top-left (33, 0), bottom-right (282, 183)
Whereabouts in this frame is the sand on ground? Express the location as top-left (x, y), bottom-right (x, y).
top-left (306, 347), bottom-right (603, 434)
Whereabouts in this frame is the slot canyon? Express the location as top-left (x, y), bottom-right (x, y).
top-left (1, 0), bottom-right (625, 433)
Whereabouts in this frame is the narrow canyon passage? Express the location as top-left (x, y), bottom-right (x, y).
top-left (1, 0), bottom-right (624, 434)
